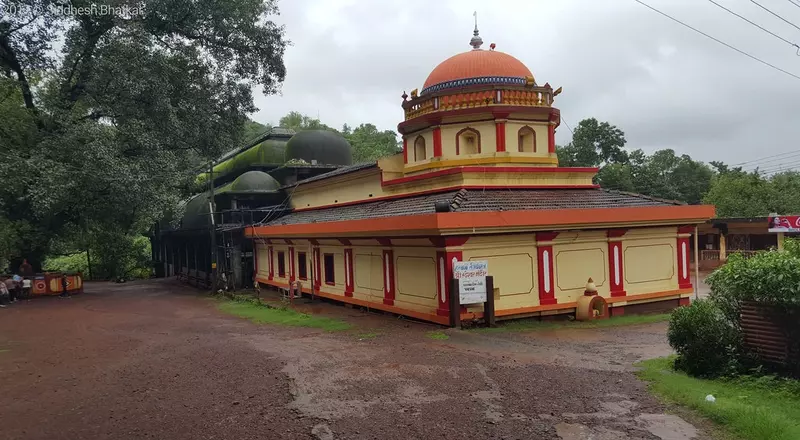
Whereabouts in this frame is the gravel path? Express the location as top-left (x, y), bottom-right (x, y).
top-left (0, 279), bottom-right (706, 440)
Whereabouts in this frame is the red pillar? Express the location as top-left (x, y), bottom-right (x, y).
top-left (548, 111), bottom-right (558, 154)
top-left (495, 121), bottom-right (506, 152)
top-left (267, 245), bottom-right (274, 281)
top-left (435, 250), bottom-right (463, 316)
top-left (607, 229), bottom-right (627, 297)
top-left (536, 232), bottom-right (559, 305)
top-left (433, 127), bottom-right (442, 157)
top-left (288, 247), bottom-right (296, 283)
top-left (382, 249), bottom-right (395, 305)
top-left (402, 137), bottom-right (408, 164)
top-left (344, 248), bottom-right (354, 297)
top-left (313, 248), bottom-right (321, 290)
top-left (677, 227), bottom-right (693, 289)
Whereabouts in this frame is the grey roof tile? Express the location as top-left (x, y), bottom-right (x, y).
top-left (265, 188), bottom-right (683, 226)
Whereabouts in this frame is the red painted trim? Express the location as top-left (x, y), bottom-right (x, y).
top-left (268, 246), bottom-right (274, 281)
top-left (517, 125), bottom-right (537, 153)
top-left (492, 111), bottom-right (510, 119)
top-left (383, 250), bottom-right (395, 305)
top-left (258, 278), bottom-right (450, 325)
top-left (610, 306), bottom-right (625, 317)
top-left (403, 137), bottom-right (408, 164)
top-left (337, 238), bottom-right (352, 246)
top-left (495, 121), bottom-right (506, 152)
top-left (535, 231), bottom-right (560, 242)
top-left (677, 236), bottom-right (692, 289)
top-left (548, 123), bottom-right (555, 154)
top-left (246, 205), bottom-right (716, 238)
top-left (377, 238), bottom-right (392, 247)
top-left (455, 127), bottom-right (481, 155)
top-left (677, 225), bottom-right (695, 234)
top-left (399, 106), bottom-right (559, 134)
top-left (679, 297), bottom-right (691, 307)
top-left (535, 232), bottom-right (559, 306)
top-left (344, 248), bottom-right (354, 297)
top-left (608, 240), bottom-right (626, 297)
top-left (607, 228), bottom-right (628, 238)
top-left (313, 248), bottom-right (321, 289)
top-left (295, 183), bottom-right (599, 213)
top-left (289, 247), bottom-right (295, 283)
top-left (382, 165), bottom-right (599, 187)
top-left (438, 251), bottom-right (463, 315)
top-left (435, 251), bottom-right (447, 316)
top-left (433, 127), bottom-right (442, 157)
top-left (429, 236), bottom-right (470, 248)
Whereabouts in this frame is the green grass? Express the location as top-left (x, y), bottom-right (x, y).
top-left (471, 313), bottom-right (670, 333)
top-left (636, 356), bottom-right (800, 440)
top-left (218, 300), bottom-right (351, 331)
top-left (426, 330), bottom-right (449, 340)
top-left (356, 331), bottom-right (381, 340)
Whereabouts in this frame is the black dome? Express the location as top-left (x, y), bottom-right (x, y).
top-left (284, 130), bottom-right (353, 165)
top-left (230, 171), bottom-right (280, 192)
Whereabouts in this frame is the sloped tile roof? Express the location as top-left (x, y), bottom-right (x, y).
top-left (266, 188), bottom-right (684, 226)
top-left (285, 162), bottom-right (378, 188)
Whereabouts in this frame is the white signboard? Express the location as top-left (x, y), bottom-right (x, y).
top-left (454, 260), bottom-right (488, 304)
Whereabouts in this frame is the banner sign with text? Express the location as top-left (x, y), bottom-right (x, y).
top-left (768, 215), bottom-right (800, 233)
top-left (454, 260), bottom-right (489, 305)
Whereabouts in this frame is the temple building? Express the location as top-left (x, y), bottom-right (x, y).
top-left (243, 25), bottom-right (715, 324)
top-left (151, 128), bottom-right (356, 289)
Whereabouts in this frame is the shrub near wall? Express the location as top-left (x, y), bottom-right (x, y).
top-left (668, 299), bottom-right (739, 377)
top-left (702, 238), bottom-right (800, 375)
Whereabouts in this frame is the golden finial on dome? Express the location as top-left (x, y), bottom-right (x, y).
top-left (470, 11), bottom-right (483, 50)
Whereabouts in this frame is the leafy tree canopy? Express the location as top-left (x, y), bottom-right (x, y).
top-left (1, 0), bottom-right (288, 273)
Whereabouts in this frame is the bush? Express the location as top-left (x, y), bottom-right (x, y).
top-left (706, 238), bottom-right (800, 323)
top-left (668, 299), bottom-right (739, 377)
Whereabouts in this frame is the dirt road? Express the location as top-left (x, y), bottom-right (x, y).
top-left (0, 280), bottom-right (705, 439)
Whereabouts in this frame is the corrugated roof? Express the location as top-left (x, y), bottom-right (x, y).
top-left (268, 188), bottom-right (683, 226)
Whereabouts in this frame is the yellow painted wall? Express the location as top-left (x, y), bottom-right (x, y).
top-left (318, 245), bottom-right (346, 296)
top-left (553, 241), bottom-right (609, 303)
top-left (406, 128), bottom-right (434, 163)
top-left (506, 121), bottom-right (550, 155)
top-left (291, 172), bottom-right (385, 210)
top-left (394, 247), bottom-right (438, 312)
top-left (462, 234), bottom-right (539, 310)
top-left (623, 238), bottom-right (678, 294)
top-left (354, 248), bottom-right (384, 302)
top-left (256, 244), bottom-right (269, 279)
top-left (440, 121), bottom-right (497, 157)
top-left (271, 244), bottom-right (289, 284)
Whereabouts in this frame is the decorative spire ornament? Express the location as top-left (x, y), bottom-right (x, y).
top-left (470, 11), bottom-right (483, 50)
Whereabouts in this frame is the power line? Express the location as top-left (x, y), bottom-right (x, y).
top-left (731, 150), bottom-right (800, 166)
top-left (633, 0), bottom-right (800, 81)
top-left (705, 0), bottom-right (800, 53)
top-left (789, 0), bottom-right (800, 10)
top-left (737, 151), bottom-right (800, 169)
top-left (751, 0), bottom-right (800, 33)
top-left (561, 116), bottom-right (575, 136)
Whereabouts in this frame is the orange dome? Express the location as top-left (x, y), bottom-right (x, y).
top-left (422, 50), bottom-right (533, 94)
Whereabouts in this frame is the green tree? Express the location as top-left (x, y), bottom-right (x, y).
top-left (344, 123), bottom-right (401, 162)
top-left (703, 172), bottom-right (778, 217)
top-left (279, 111), bottom-right (333, 132)
top-left (0, 0), bottom-right (288, 274)
top-left (557, 118), bottom-right (628, 167)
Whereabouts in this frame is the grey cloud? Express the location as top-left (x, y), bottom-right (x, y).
top-left (253, 0), bottom-right (800, 164)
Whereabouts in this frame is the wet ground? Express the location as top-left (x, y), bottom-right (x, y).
top-left (0, 279), bottom-right (709, 439)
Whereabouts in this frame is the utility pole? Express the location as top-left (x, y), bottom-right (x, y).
top-left (208, 162), bottom-right (217, 292)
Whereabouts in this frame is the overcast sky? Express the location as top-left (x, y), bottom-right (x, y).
top-left (252, 0), bottom-right (800, 170)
